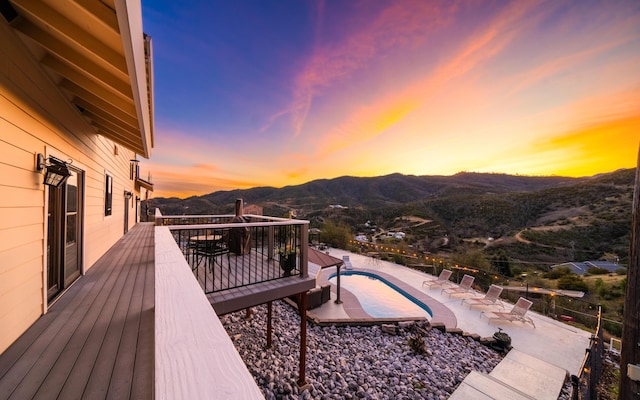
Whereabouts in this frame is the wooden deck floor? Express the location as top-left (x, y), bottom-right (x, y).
top-left (0, 223), bottom-right (155, 400)
top-left (191, 249), bottom-right (295, 292)
top-left (189, 250), bottom-right (316, 315)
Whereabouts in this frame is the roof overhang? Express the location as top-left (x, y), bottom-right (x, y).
top-left (5, 0), bottom-right (154, 158)
top-left (135, 177), bottom-right (153, 191)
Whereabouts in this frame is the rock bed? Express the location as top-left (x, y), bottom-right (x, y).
top-left (221, 301), bottom-right (504, 399)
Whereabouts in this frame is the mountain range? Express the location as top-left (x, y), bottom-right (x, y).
top-left (149, 168), bottom-right (635, 265)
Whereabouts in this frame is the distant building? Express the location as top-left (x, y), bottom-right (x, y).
top-left (550, 261), bottom-right (625, 275)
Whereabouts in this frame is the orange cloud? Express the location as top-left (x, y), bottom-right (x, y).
top-left (150, 168), bottom-right (263, 199)
top-left (537, 116), bottom-right (640, 176)
top-left (312, 0), bottom-right (545, 155)
top-left (317, 99), bottom-right (419, 154)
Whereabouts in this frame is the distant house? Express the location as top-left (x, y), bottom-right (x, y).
top-left (0, 0), bottom-right (153, 354)
top-left (550, 261), bottom-right (625, 275)
top-left (355, 235), bottom-right (368, 242)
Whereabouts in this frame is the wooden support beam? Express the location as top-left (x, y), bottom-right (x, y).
top-left (619, 145), bottom-right (640, 399)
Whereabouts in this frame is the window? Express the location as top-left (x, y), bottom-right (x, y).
top-left (105, 174), bottom-right (113, 216)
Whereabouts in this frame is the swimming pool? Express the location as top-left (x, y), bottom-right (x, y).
top-left (328, 271), bottom-right (432, 319)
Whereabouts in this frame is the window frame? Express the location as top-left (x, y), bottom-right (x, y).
top-left (105, 174), bottom-right (113, 216)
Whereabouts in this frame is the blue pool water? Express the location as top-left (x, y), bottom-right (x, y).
top-left (328, 271), bottom-right (432, 319)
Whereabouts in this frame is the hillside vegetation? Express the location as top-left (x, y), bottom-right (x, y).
top-left (149, 168), bottom-right (634, 266)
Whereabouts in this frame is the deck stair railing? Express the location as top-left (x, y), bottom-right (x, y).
top-left (156, 211), bottom-right (309, 294)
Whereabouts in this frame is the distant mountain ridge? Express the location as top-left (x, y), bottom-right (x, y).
top-left (150, 168), bottom-right (634, 264)
top-left (152, 171), bottom-right (589, 214)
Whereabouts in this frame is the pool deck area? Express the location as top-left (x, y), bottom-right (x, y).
top-left (308, 248), bottom-right (592, 400)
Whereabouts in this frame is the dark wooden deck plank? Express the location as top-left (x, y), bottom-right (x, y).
top-left (191, 250), bottom-right (315, 315)
top-left (192, 251), bottom-right (295, 293)
top-left (106, 231), bottom-right (153, 399)
top-left (0, 223), bottom-right (154, 400)
top-left (60, 226), bottom-right (146, 399)
top-left (2, 248), bottom-right (128, 400)
top-left (32, 239), bottom-right (140, 400)
top-left (130, 233), bottom-right (155, 400)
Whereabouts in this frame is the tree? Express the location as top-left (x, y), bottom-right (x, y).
top-left (320, 220), bottom-right (352, 249)
top-left (452, 249), bottom-right (493, 271)
top-left (491, 251), bottom-right (512, 277)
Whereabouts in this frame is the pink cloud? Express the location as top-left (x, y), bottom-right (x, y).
top-left (289, 0), bottom-right (459, 135)
top-left (312, 0), bottom-right (545, 155)
top-left (509, 35), bottom-right (636, 95)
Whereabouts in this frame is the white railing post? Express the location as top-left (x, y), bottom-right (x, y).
top-left (155, 208), bottom-right (163, 226)
top-left (300, 222), bottom-right (309, 278)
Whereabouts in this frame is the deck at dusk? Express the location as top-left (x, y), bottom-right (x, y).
top-left (188, 249), bottom-right (316, 315)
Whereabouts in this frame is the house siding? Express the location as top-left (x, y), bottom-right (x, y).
top-left (0, 16), bottom-right (141, 353)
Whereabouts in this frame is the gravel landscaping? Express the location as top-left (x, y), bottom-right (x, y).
top-left (221, 300), bottom-right (504, 399)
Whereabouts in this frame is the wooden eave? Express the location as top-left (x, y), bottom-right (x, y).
top-left (7, 0), bottom-right (154, 158)
top-left (135, 177), bottom-right (153, 191)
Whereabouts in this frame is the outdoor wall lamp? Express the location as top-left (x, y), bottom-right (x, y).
top-left (124, 191), bottom-right (133, 199)
top-left (36, 153), bottom-right (71, 187)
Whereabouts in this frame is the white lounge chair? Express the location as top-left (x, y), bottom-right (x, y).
top-left (441, 274), bottom-right (475, 297)
top-left (480, 297), bottom-right (536, 328)
top-left (343, 255), bottom-right (353, 270)
top-left (422, 269), bottom-right (453, 288)
top-left (461, 284), bottom-right (504, 309)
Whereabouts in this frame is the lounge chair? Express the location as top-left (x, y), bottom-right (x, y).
top-left (461, 284), bottom-right (504, 308)
top-left (441, 274), bottom-right (475, 297)
top-left (343, 255), bottom-right (353, 270)
top-left (422, 269), bottom-right (453, 288)
top-left (480, 297), bottom-right (536, 328)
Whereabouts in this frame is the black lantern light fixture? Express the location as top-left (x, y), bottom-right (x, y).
top-left (36, 154), bottom-right (72, 187)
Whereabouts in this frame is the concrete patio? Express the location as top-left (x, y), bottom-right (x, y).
top-left (307, 248), bottom-right (592, 399)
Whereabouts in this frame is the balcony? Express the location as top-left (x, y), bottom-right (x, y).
top-left (157, 211), bottom-right (317, 315)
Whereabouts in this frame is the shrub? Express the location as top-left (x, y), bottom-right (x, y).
top-left (587, 267), bottom-right (609, 275)
top-left (545, 266), bottom-right (572, 279)
top-left (558, 275), bottom-right (588, 292)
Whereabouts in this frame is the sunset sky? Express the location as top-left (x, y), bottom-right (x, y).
top-left (141, 0), bottom-right (640, 199)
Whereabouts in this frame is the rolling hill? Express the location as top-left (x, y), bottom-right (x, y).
top-left (148, 168), bottom-right (635, 265)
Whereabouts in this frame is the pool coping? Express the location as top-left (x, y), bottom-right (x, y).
top-left (311, 267), bottom-right (457, 329)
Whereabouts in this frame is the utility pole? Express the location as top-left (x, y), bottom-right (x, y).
top-left (620, 146), bottom-right (640, 398)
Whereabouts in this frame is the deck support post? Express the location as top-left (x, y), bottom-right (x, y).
top-left (266, 301), bottom-right (273, 348)
top-left (335, 264), bottom-right (343, 304)
top-left (297, 292), bottom-right (308, 387)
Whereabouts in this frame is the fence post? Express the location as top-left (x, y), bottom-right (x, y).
top-left (570, 374), bottom-right (579, 400)
top-left (619, 146), bottom-right (640, 399)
